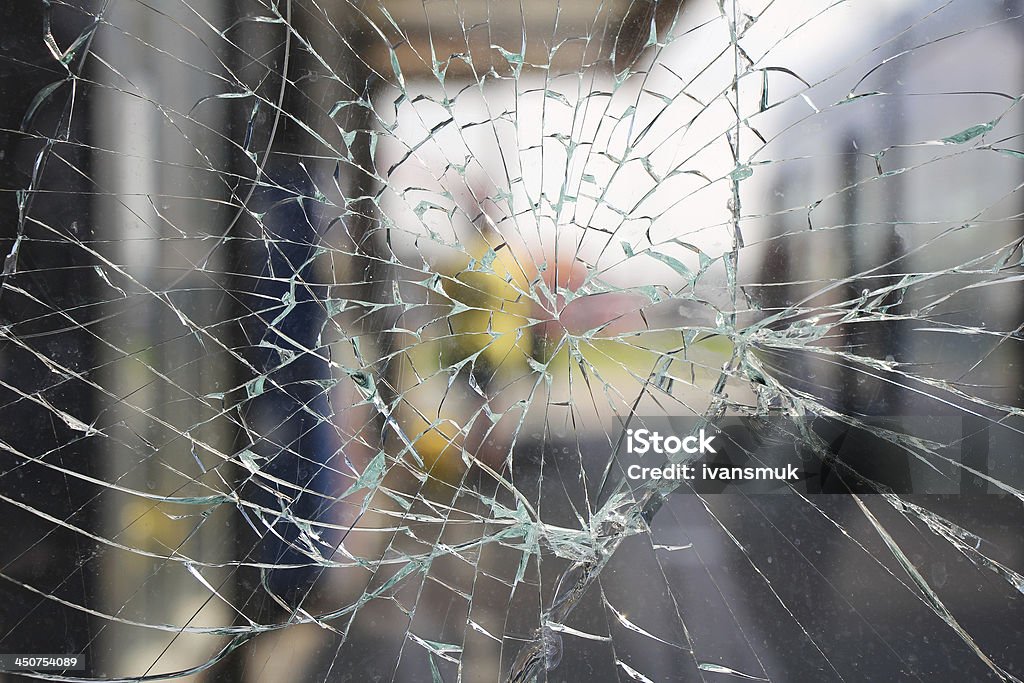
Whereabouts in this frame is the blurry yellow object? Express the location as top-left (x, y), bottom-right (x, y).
top-left (409, 236), bottom-right (536, 380)
top-left (440, 245), bottom-right (535, 375)
top-left (402, 410), bottom-right (465, 478)
top-left (395, 235), bottom-right (535, 476)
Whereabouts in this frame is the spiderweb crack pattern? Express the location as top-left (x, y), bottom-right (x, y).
top-left (2, 0), bottom-right (1024, 681)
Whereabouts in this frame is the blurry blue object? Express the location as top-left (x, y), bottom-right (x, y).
top-left (239, 170), bottom-right (335, 605)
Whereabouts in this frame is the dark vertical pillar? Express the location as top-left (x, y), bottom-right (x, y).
top-left (0, 0), bottom-right (99, 663)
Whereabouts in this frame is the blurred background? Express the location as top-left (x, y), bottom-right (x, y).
top-left (2, 0), bottom-right (1024, 681)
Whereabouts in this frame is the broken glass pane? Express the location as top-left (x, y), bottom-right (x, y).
top-left (2, 0), bottom-right (1023, 680)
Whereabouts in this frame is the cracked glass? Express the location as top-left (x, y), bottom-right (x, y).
top-left (2, 0), bottom-right (1024, 681)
